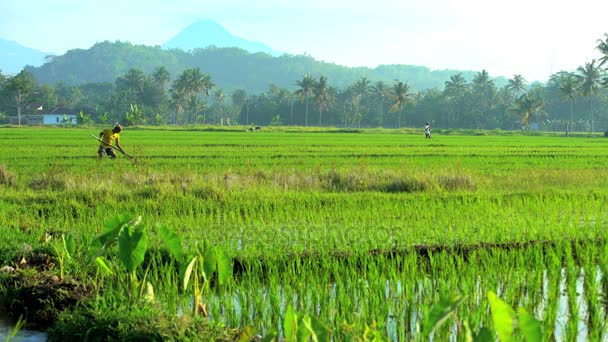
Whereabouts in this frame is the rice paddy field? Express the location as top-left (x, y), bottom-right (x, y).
top-left (1, 126), bottom-right (607, 340)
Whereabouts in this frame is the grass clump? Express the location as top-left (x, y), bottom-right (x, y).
top-left (0, 164), bottom-right (16, 186)
top-left (48, 304), bottom-right (239, 341)
top-left (48, 305), bottom-right (237, 341)
top-left (381, 177), bottom-right (428, 193)
top-left (437, 174), bottom-right (476, 191)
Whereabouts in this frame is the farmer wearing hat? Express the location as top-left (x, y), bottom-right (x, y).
top-left (98, 124), bottom-right (126, 159)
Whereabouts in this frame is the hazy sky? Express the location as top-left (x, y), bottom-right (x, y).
top-left (1, 0), bottom-right (607, 82)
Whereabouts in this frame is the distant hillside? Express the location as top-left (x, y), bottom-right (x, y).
top-left (25, 41), bottom-right (505, 94)
top-left (0, 39), bottom-right (51, 75)
top-left (163, 19), bottom-right (281, 56)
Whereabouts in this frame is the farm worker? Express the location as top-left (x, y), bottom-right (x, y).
top-left (98, 124), bottom-right (126, 159)
top-left (424, 122), bottom-right (432, 139)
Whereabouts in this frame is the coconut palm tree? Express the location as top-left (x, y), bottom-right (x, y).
top-left (343, 77), bottom-right (372, 127)
top-left (596, 33), bottom-right (608, 67)
top-left (576, 60), bottom-right (602, 132)
top-left (151, 66), bottom-right (171, 91)
top-left (551, 72), bottom-right (580, 134)
top-left (294, 74), bottom-right (315, 126)
top-left (471, 70), bottom-right (496, 128)
top-left (120, 68), bottom-right (145, 94)
top-left (169, 86), bottom-right (186, 125)
top-left (443, 73), bottom-right (469, 126)
top-left (389, 81), bottom-right (411, 128)
top-left (214, 89), bottom-right (226, 125)
top-left (313, 76), bottom-right (334, 126)
top-left (231, 89), bottom-right (249, 124)
top-left (507, 74), bottom-right (527, 97)
top-left (200, 74), bottom-right (215, 124)
top-left (513, 90), bottom-right (546, 130)
top-left (370, 81), bottom-right (389, 126)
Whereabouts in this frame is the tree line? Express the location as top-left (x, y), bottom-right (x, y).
top-left (2, 34), bottom-right (608, 132)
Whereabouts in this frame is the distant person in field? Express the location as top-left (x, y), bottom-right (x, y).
top-left (424, 122), bottom-right (432, 139)
top-left (98, 124), bottom-right (126, 159)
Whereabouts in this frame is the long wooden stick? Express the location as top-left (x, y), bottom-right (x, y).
top-left (90, 133), bottom-right (133, 158)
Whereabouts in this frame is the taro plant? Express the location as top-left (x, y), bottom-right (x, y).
top-left (423, 295), bottom-right (467, 338)
top-left (283, 304), bottom-right (329, 342)
top-left (158, 224), bottom-right (232, 316)
top-left (424, 292), bottom-right (542, 341)
top-left (91, 215), bottom-right (153, 302)
top-left (236, 304), bottom-right (330, 342)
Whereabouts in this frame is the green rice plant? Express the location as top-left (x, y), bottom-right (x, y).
top-left (50, 234), bottom-right (75, 280)
top-left (3, 315), bottom-right (26, 342)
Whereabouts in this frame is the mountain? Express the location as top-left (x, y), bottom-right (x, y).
top-left (0, 39), bottom-right (51, 75)
top-left (25, 41), bottom-right (507, 94)
top-left (162, 19), bottom-right (282, 56)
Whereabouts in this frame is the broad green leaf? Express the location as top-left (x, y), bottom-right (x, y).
top-left (103, 214), bottom-right (132, 233)
top-left (95, 256), bottom-right (114, 275)
top-left (183, 256), bottom-right (198, 291)
top-left (92, 214), bottom-right (137, 257)
top-left (158, 224), bottom-right (183, 259)
top-left (63, 234), bottom-right (75, 257)
top-left (309, 315), bottom-right (329, 342)
top-left (284, 305), bottom-right (297, 342)
top-left (297, 314), bottom-right (312, 342)
top-left (474, 327), bottom-right (495, 342)
top-left (518, 307), bottom-right (542, 342)
top-left (201, 241), bottom-right (217, 280)
top-left (215, 247), bottom-right (232, 285)
top-left (423, 295), bottom-right (466, 337)
top-left (118, 226), bottom-right (147, 273)
top-left (262, 331), bottom-right (278, 342)
top-left (488, 291), bottom-right (515, 342)
top-left (236, 326), bottom-right (256, 342)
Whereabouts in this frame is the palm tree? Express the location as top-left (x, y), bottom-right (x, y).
top-left (371, 81), bottom-right (388, 126)
top-left (214, 89), bottom-right (226, 125)
top-left (513, 90), bottom-right (546, 130)
top-left (596, 33), bottom-right (608, 67)
top-left (472, 70), bottom-right (495, 98)
top-left (471, 70), bottom-right (496, 128)
top-left (231, 89), bottom-right (249, 124)
top-left (576, 60), bottom-right (602, 132)
top-left (313, 76), bottom-right (334, 126)
top-left (552, 72), bottom-right (580, 134)
top-left (443, 73), bottom-right (469, 126)
top-left (294, 74), bottom-right (315, 126)
top-left (152, 66), bottom-right (171, 90)
top-left (120, 68), bottom-right (145, 94)
top-left (169, 86), bottom-right (186, 125)
top-left (507, 74), bottom-right (527, 97)
top-left (389, 80), bottom-right (411, 128)
top-left (200, 74), bottom-right (215, 124)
